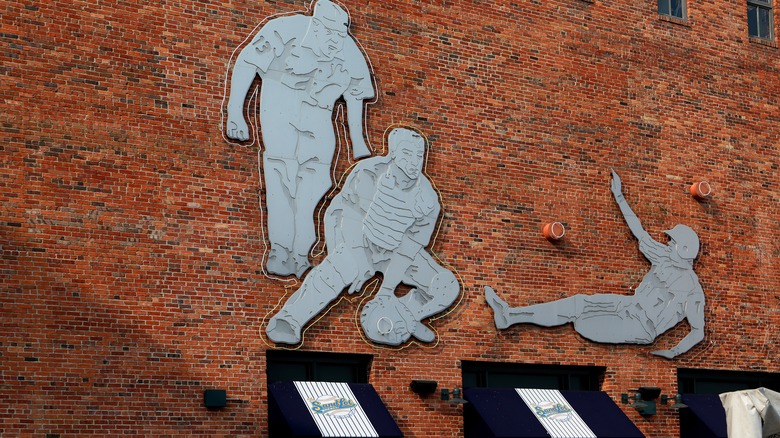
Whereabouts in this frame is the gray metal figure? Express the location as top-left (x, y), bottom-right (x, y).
top-left (266, 128), bottom-right (459, 345)
top-left (486, 170), bottom-right (705, 359)
top-left (226, 0), bottom-right (375, 278)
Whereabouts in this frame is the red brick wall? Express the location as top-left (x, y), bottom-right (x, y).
top-left (2, 0), bottom-right (779, 436)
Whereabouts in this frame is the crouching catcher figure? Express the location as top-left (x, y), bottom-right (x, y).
top-left (266, 128), bottom-right (459, 345)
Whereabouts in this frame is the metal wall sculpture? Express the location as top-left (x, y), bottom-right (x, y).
top-left (486, 170), bottom-right (705, 359)
top-left (225, 0), bottom-right (375, 278)
top-left (266, 128), bottom-right (460, 345)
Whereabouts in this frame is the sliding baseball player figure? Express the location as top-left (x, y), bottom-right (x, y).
top-left (486, 170), bottom-right (705, 358)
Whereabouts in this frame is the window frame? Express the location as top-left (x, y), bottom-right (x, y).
top-left (658, 0), bottom-right (688, 20)
top-left (748, 0), bottom-right (775, 40)
top-left (266, 350), bottom-right (373, 384)
top-left (462, 361), bottom-right (605, 391)
top-left (678, 368), bottom-right (780, 394)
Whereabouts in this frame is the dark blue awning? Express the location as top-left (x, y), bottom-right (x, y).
top-left (464, 388), bottom-right (645, 438)
top-left (268, 381), bottom-right (403, 437)
top-left (679, 394), bottom-right (727, 438)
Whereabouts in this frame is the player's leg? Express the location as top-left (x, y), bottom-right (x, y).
top-left (361, 252), bottom-right (459, 344)
top-left (290, 160), bottom-right (332, 278)
top-left (262, 155), bottom-right (297, 276)
top-left (288, 109), bottom-right (337, 278)
top-left (573, 296), bottom-right (656, 344)
top-left (484, 287), bottom-right (578, 329)
top-left (402, 253), bottom-right (459, 322)
top-left (266, 246), bottom-right (358, 344)
top-left (260, 100), bottom-right (301, 276)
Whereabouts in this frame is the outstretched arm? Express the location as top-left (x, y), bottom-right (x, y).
top-left (611, 169), bottom-right (652, 243)
top-left (651, 327), bottom-right (704, 359)
top-left (652, 291), bottom-right (705, 359)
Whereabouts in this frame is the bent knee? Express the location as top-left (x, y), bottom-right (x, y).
top-left (432, 270), bottom-right (459, 300)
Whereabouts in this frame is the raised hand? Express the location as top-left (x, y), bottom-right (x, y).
top-left (611, 169), bottom-right (623, 197)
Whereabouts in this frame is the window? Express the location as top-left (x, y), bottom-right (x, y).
top-left (748, 0), bottom-right (774, 40)
top-left (462, 361), bottom-right (604, 391)
top-left (659, 0), bottom-right (686, 19)
top-left (678, 368), bottom-right (780, 394)
top-left (266, 350), bottom-right (372, 384)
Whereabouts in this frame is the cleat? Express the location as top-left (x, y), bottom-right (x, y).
top-left (266, 314), bottom-right (302, 344)
top-left (266, 247), bottom-right (294, 277)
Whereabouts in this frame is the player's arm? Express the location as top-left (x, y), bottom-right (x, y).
top-left (652, 289), bottom-right (705, 359)
top-left (381, 188), bottom-right (440, 292)
top-left (398, 189), bottom-right (440, 258)
top-left (226, 20), bottom-right (291, 141)
top-left (610, 169), bottom-right (667, 261)
top-left (342, 43), bottom-right (375, 159)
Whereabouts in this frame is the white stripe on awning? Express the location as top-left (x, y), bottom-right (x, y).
top-left (294, 381), bottom-right (379, 437)
top-left (517, 388), bottom-right (597, 438)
